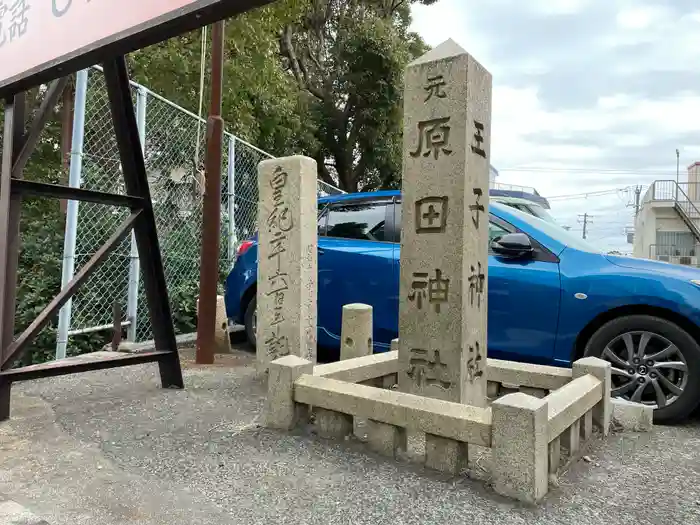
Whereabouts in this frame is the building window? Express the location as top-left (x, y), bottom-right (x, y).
top-left (655, 231), bottom-right (696, 256)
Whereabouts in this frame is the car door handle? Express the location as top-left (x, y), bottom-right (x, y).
top-left (318, 247), bottom-right (325, 255)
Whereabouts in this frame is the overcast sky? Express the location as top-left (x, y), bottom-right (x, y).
top-left (410, 0), bottom-right (700, 253)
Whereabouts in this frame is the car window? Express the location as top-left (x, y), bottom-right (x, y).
top-left (325, 201), bottom-right (388, 241)
top-left (488, 221), bottom-right (509, 245)
top-left (393, 200), bottom-right (512, 247)
top-left (317, 211), bottom-right (328, 236)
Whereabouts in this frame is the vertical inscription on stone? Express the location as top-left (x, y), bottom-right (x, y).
top-left (264, 166), bottom-right (292, 358)
top-left (257, 156), bottom-right (318, 373)
top-left (397, 39), bottom-right (492, 406)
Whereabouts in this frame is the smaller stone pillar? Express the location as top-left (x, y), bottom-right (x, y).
top-left (340, 303), bottom-right (374, 360)
top-left (257, 156), bottom-right (318, 372)
top-left (572, 357), bottom-right (611, 435)
top-left (214, 295), bottom-right (231, 354)
top-left (492, 392), bottom-right (549, 503)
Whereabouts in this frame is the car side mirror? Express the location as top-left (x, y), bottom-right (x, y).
top-left (490, 233), bottom-right (534, 259)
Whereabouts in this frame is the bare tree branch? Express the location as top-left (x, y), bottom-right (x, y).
top-left (279, 24), bottom-right (326, 101)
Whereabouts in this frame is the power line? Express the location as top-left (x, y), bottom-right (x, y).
top-left (499, 166), bottom-right (677, 175)
top-left (546, 186), bottom-right (637, 201)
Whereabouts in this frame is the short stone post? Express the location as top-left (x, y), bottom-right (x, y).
top-left (492, 392), bottom-right (549, 503)
top-left (397, 39), bottom-right (492, 410)
top-left (214, 295), bottom-right (232, 354)
top-left (265, 355), bottom-right (313, 429)
top-left (256, 156), bottom-right (318, 373)
top-left (196, 294), bottom-right (231, 354)
top-left (340, 303), bottom-right (374, 360)
top-left (572, 357), bottom-right (611, 435)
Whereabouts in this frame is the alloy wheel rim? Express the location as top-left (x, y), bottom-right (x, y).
top-left (601, 330), bottom-right (688, 409)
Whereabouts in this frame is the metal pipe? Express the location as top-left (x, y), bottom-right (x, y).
top-left (126, 86), bottom-right (147, 341)
top-left (227, 135), bottom-right (237, 266)
top-left (55, 68), bottom-right (89, 360)
top-left (196, 20), bottom-right (225, 365)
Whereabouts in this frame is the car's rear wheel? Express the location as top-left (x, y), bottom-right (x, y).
top-left (244, 296), bottom-right (257, 349)
top-left (584, 314), bottom-right (700, 424)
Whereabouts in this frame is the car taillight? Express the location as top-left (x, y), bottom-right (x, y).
top-left (237, 240), bottom-right (254, 257)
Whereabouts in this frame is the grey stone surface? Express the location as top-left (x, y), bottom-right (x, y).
top-left (0, 500), bottom-right (50, 525)
top-left (424, 434), bottom-right (467, 475)
top-left (265, 356), bottom-right (313, 429)
top-left (313, 407), bottom-right (353, 439)
top-left (295, 374), bottom-right (491, 446)
top-left (487, 381), bottom-right (499, 398)
top-left (492, 393), bottom-right (549, 503)
top-left (581, 411), bottom-right (593, 440)
top-left (340, 304), bottom-right (374, 361)
top-left (572, 357), bottom-right (612, 435)
top-left (365, 419), bottom-right (407, 457)
top-left (548, 437), bottom-right (561, 474)
top-left (397, 40), bottom-right (492, 406)
top-left (313, 351), bottom-right (398, 383)
top-left (612, 398), bottom-right (654, 432)
top-left (563, 419), bottom-right (581, 457)
top-left (546, 374), bottom-right (601, 441)
top-left (256, 156), bottom-right (318, 372)
top-left (520, 386), bottom-right (547, 399)
top-left (3, 346), bottom-right (700, 524)
top-left (381, 374), bottom-right (398, 389)
top-left (487, 359), bottom-right (571, 391)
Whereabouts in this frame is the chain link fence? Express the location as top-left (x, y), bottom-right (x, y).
top-left (56, 66), bottom-right (345, 354)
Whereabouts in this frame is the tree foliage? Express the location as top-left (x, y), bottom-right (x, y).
top-left (278, 0), bottom-right (431, 192)
top-left (127, 0), bottom-right (432, 192)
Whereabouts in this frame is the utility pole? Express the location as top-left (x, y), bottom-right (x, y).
top-left (634, 185), bottom-right (641, 217)
top-left (196, 20), bottom-right (225, 365)
top-left (578, 213), bottom-right (591, 239)
top-left (676, 148), bottom-right (681, 202)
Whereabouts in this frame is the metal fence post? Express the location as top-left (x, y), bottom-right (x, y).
top-left (126, 86), bottom-right (147, 341)
top-left (227, 135), bottom-right (237, 266)
top-left (55, 68), bottom-right (89, 360)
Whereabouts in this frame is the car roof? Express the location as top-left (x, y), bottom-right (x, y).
top-left (318, 189), bottom-right (510, 213)
top-left (491, 195), bottom-right (544, 208)
top-left (318, 190), bottom-right (398, 204)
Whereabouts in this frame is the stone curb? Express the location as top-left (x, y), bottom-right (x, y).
top-left (102, 325), bottom-right (246, 354)
top-left (611, 398), bottom-right (653, 432)
top-left (0, 500), bottom-right (51, 525)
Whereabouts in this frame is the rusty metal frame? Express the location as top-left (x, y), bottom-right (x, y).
top-left (0, 57), bottom-right (184, 420)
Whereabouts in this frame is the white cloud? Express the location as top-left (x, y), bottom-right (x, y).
top-left (409, 0), bottom-right (700, 252)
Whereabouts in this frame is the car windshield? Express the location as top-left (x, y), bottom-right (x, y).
top-left (499, 204), bottom-right (603, 254)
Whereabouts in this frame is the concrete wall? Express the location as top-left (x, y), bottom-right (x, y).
top-left (633, 202), bottom-right (688, 259)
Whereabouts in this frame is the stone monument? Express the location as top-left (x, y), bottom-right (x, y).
top-left (397, 39), bottom-right (492, 408)
top-left (262, 38), bottom-right (618, 505)
top-left (256, 156), bottom-right (318, 372)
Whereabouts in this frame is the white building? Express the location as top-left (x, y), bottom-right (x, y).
top-left (633, 162), bottom-right (700, 265)
top-left (489, 165), bottom-right (499, 188)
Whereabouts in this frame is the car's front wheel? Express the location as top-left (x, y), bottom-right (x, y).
top-left (584, 314), bottom-right (700, 424)
top-left (244, 296), bottom-right (257, 349)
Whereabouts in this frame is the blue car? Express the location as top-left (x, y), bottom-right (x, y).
top-left (225, 190), bottom-right (700, 423)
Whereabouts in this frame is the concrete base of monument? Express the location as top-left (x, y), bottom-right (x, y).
top-left (264, 348), bottom-right (644, 504)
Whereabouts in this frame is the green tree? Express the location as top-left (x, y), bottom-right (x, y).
top-left (278, 0), bottom-right (432, 192)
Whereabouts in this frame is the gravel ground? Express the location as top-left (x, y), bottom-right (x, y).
top-left (1, 346), bottom-right (699, 525)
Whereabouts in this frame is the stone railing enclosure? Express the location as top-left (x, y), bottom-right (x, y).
top-left (266, 348), bottom-right (611, 503)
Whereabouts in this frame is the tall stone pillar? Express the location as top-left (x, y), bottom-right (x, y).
top-left (397, 39), bottom-right (492, 407)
